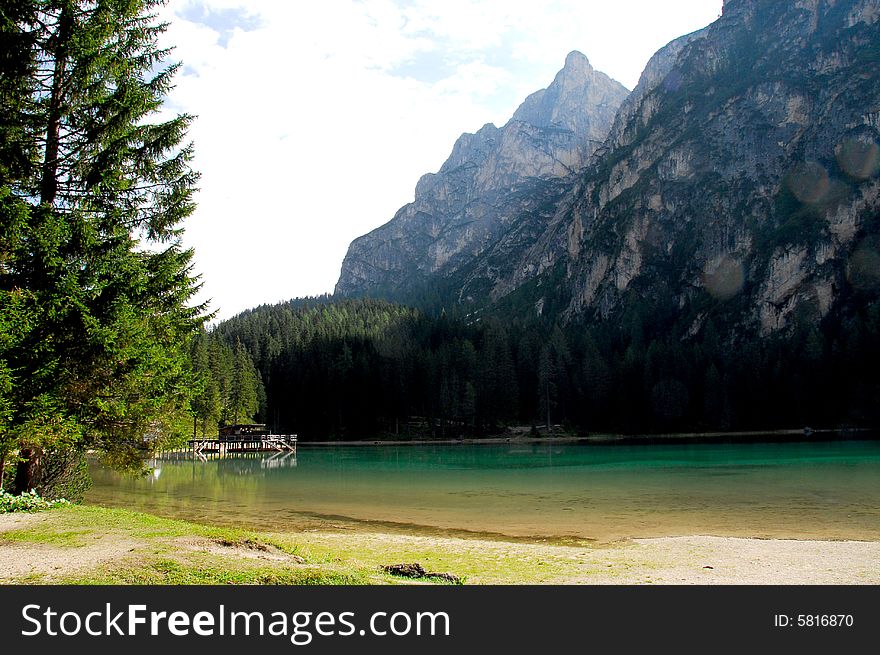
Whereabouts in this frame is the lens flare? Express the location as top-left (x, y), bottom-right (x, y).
top-left (847, 242), bottom-right (880, 291)
top-left (836, 139), bottom-right (880, 180)
top-left (703, 254), bottom-right (745, 300)
top-left (786, 161), bottom-right (830, 204)
top-left (663, 69), bottom-right (683, 93)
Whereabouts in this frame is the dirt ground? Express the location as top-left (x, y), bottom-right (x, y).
top-left (2, 509), bottom-right (879, 584)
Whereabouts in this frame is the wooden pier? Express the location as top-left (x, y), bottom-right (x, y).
top-left (187, 434), bottom-right (297, 456)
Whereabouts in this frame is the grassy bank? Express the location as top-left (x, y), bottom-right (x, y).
top-left (2, 505), bottom-right (879, 585)
top-left (0, 505), bottom-right (584, 584)
top-left (0, 506), bottom-right (387, 585)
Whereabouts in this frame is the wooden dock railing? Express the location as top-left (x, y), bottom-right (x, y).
top-left (187, 434), bottom-right (297, 456)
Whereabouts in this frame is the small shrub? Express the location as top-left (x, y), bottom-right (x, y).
top-left (0, 490), bottom-right (71, 514)
top-left (4, 448), bottom-right (92, 502)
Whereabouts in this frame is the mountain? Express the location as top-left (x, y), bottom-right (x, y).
top-left (337, 0), bottom-right (880, 341)
top-left (523, 0), bottom-right (880, 336)
top-left (218, 0), bottom-right (880, 438)
top-left (334, 51), bottom-right (629, 304)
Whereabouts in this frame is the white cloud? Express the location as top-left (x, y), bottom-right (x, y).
top-left (157, 0), bottom-right (722, 321)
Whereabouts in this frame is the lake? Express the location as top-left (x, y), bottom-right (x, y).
top-left (86, 440), bottom-right (880, 543)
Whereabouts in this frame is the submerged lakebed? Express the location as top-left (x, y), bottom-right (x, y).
top-left (86, 440), bottom-right (880, 544)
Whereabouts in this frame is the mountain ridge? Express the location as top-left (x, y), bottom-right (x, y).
top-left (334, 50), bottom-right (629, 303)
top-left (214, 0), bottom-right (880, 440)
top-left (336, 0), bottom-right (880, 341)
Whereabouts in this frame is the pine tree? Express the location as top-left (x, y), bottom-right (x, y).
top-left (538, 345), bottom-right (555, 429)
top-left (477, 322), bottom-right (518, 428)
top-left (189, 332), bottom-right (221, 438)
top-left (0, 0), bottom-right (205, 492)
top-left (230, 341), bottom-right (260, 425)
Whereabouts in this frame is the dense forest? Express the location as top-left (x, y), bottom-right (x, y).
top-left (188, 333), bottom-right (266, 437)
top-left (208, 293), bottom-right (880, 440)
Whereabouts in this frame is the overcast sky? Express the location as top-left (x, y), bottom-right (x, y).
top-left (157, 0), bottom-right (724, 321)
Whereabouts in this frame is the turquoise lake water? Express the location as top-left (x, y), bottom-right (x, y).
top-left (86, 440), bottom-right (880, 543)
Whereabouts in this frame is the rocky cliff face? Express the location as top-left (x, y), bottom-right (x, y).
top-left (501, 0), bottom-right (880, 335)
top-left (337, 0), bottom-right (880, 337)
top-left (334, 51), bottom-right (629, 303)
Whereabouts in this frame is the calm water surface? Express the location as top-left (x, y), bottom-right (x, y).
top-left (86, 441), bottom-right (880, 543)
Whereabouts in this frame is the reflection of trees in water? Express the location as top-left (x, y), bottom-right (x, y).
top-left (135, 454), bottom-right (300, 506)
top-left (212, 452), bottom-right (297, 475)
top-left (156, 452), bottom-right (296, 468)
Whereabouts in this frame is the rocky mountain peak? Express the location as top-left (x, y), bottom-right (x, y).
top-left (509, 50), bottom-right (626, 141)
top-left (564, 49), bottom-right (591, 69)
top-left (336, 0), bottom-right (880, 336)
top-left (334, 53), bottom-right (629, 300)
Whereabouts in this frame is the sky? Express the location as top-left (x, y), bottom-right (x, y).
top-left (156, 0), bottom-right (724, 321)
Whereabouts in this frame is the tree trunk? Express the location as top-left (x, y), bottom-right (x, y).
top-left (14, 447), bottom-right (43, 494)
top-left (0, 451), bottom-right (6, 491)
top-left (546, 383), bottom-right (551, 430)
top-left (39, 7), bottom-right (74, 206)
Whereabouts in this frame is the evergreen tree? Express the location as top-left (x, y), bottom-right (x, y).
top-left (210, 293), bottom-right (880, 440)
top-left (189, 332), bottom-right (221, 437)
top-left (538, 345), bottom-right (556, 429)
top-left (477, 322), bottom-right (518, 428)
top-left (702, 363), bottom-right (728, 428)
top-left (0, 0), bottom-right (205, 492)
top-left (580, 332), bottom-right (611, 425)
top-left (229, 341), bottom-right (260, 425)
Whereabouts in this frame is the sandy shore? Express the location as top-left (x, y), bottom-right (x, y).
top-left (2, 508), bottom-right (879, 584)
top-left (291, 529), bottom-right (880, 584)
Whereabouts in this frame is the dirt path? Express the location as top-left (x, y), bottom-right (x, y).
top-left (0, 512), bottom-right (144, 582)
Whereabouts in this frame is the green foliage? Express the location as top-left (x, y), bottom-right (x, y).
top-left (213, 298), bottom-right (524, 438)
top-left (34, 448), bottom-right (92, 502)
top-left (212, 286), bottom-right (880, 438)
top-left (81, 560), bottom-right (370, 586)
top-left (0, 1), bottom-right (206, 482)
top-left (0, 489), bottom-right (70, 513)
top-left (188, 332), bottom-right (265, 436)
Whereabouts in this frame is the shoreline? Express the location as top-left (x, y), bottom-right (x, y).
top-left (297, 427), bottom-right (877, 447)
top-left (2, 506), bottom-right (879, 585)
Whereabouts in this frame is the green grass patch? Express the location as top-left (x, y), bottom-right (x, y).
top-left (1, 505), bottom-right (380, 585)
top-left (292, 534), bottom-right (574, 584)
top-left (24, 505), bottom-right (295, 548)
top-left (1, 504), bottom-right (600, 584)
top-left (11, 572), bottom-right (48, 584)
top-left (0, 528), bottom-right (89, 547)
top-left (61, 559), bottom-right (371, 586)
